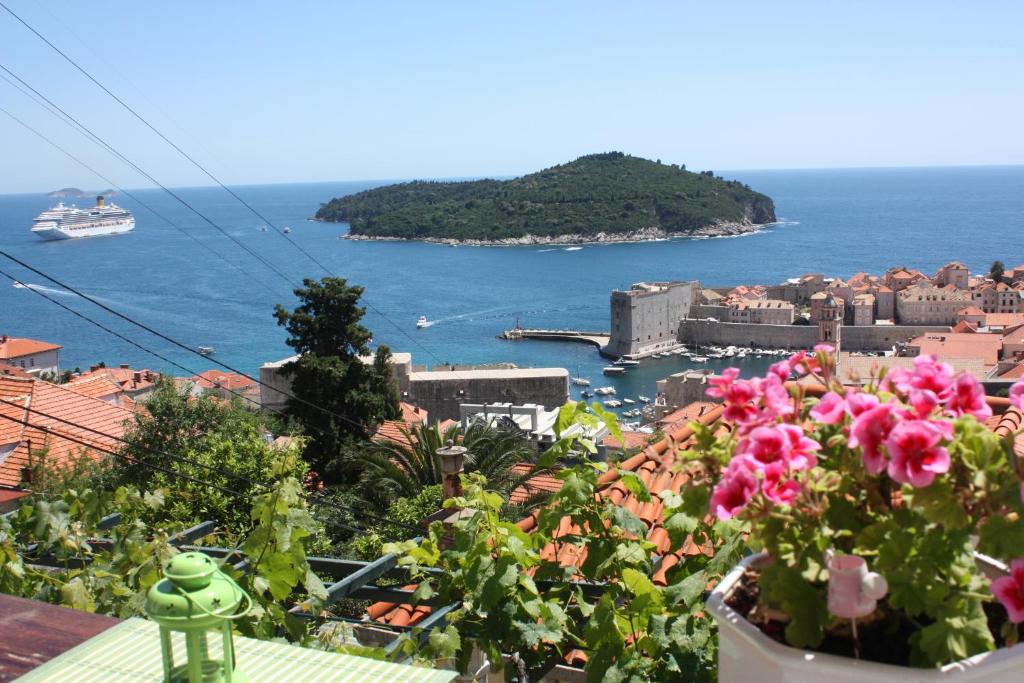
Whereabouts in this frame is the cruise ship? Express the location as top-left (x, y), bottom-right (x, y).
top-left (31, 196), bottom-right (135, 240)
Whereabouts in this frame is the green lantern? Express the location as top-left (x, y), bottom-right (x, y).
top-left (145, 552), bottom-right (252, 683)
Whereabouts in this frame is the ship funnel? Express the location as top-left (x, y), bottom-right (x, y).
top-left (96, 195), bottom-right (105, 208)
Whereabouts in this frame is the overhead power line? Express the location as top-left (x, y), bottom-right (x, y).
top-left (0, 394), bottom-right (269, 490)
top-left (0, 252), bottom-right (375, 428)
top-left (0, 5), bottom-right (478, 380)
top-left (0, 61), bottom-right (297, 287)
top-left (0, 99), bottom-right (279, 297)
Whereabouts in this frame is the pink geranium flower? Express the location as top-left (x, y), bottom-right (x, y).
top-left (762, 461), bottom-right (800, 506)
top-left (1010, 380), bottom-right (1024, 412)
top-left (779, 424), bottom-right (820, 470)
top-left (888, 354), bottom-right (954, 404)
top-left (885, 419), bottom-right (950, 488)
top-left (810, 391), bottom-right (846, 425)
top-left (768, 359), bottom-right (792, 382)
top-left (706, 367), bottom-right (740, 399)
top-left (710, 460), bottom-right (759, 520)
top-left (757, 374), bottom-right (795, 420)
top-left (845, 391), bottom-right (880, 418)
top-left (850, 402), bottom-right (896, 474)
top-left (737, 426), bottom-right (791, 470)
top-left (991, 559), bottom-right (1024, 623)
top-left (945, 373), bottom-right (992, 420)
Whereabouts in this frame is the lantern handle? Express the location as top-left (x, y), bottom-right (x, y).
top-left (171, 570), bottom-right (254, 621)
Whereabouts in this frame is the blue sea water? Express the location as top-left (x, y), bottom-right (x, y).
top-left (1, 166), bottom-right (1023, 411)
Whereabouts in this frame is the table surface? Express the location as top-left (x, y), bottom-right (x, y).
top-left (0, 593), bottom-right (120, 682)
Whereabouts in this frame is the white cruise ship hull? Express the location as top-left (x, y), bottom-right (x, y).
top-left (32, 218), bottom-right (135, 240)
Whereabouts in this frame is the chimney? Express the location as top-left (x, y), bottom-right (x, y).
top-left (133, 371), bottom-right (142, 384)
top-left (90, 364), bottom-right (100, 372)
top-left (96, 195), bottom-right (105, 208)
top-left (436, 439), bottom-right (467, 500)
top-left (120, 363), bottom-right (130, 369)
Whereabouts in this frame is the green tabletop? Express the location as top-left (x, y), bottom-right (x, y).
top-left (17, 618), bottom-right (457, 683)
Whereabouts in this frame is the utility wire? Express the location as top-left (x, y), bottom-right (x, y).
top-left (0, 409), bottom-right (246, 497)
top-left (0, 395), bottom-right (269, 490)
top-left (0, 61), bottom-right (297, 287)
top-left (0, 266), bottom-right (267, 413)
top-left (0, 254), bottom-right (374, 433)
top-left (0, 4), bottom-right (480, 381)
top-left (0, 98), bottom-right (279, 297)
top-left (0, 385), bottom-right (428, 535)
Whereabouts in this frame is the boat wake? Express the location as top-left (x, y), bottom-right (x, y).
top-left (563, 246), bottom-right (583, 251)
top-left (12, 281), bottom-right (77, 297)
top-left (537, 248), bottom-right (557, 253)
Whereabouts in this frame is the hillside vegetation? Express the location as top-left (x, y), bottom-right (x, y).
top-left (315, 152), bottom-right (776, 242)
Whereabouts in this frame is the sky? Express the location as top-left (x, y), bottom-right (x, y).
top-left (0, 1), bottom-right (1022, 194)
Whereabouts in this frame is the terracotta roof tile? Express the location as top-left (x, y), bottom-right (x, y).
top-left (0, 337), bottom-right (61, 360)
top-left (508, 463), bottom-right (563, 505)
top-left (0, 379), bottom-right (134, 489)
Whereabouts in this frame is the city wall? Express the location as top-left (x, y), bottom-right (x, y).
top-left (406, 369), bottom-right (569, 421)
top-left (678, 320), bottom-right (950, 351)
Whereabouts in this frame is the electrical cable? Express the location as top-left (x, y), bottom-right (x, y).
top-left (0, 395), bottom-right (270, 490)
top-left (0, 61), bottom-right (297, 287)
top-left (0, 4), bottom-right (486, 381)
top-left (0, 254), bottom-right (376, 433)
top-left (0, 408), bottom-right (247, 497)
top-left (0, 99), bottom-right (279, 297)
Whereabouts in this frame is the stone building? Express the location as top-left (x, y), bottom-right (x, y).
top-left (0, 337), bottom-right (61, 377)
top-left (884, 267), bottom-right (927, 292)
top-left (605, 281), bottom-right (696, 357)
top-left (851, 293), bottom-right (875, 326)
top-left (973, 282), bottom-right (1024, 314)
top-left (934, 262), bottom-right (970, 289)
top-left (818, 292), bottom-right (842, 348)
top-left (897, 281), bottom-right (972, 325)
top-left (733, 299), bottom-right (795, 325)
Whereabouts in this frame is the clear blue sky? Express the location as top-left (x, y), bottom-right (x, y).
top-left (1, 1), bottom-right (1021, 193)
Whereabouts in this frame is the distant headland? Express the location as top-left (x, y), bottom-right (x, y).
top-left (314, 152), bottom-right (776, 245)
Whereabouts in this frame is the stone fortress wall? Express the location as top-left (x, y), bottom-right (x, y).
top-left (677, 319), bottom-right (950, 351)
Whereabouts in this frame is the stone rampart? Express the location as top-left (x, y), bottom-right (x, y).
top-left (678, 320), bottom-right (950, 351)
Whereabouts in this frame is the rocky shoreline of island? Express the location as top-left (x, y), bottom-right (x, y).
top-left (338, 221), bottom-right (766, 247)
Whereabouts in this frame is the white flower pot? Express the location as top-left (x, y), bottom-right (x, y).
top-left (707, 553), bottom-right (1024, 682)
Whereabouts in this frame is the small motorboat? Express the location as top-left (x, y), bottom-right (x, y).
top-left (603, 366), bottom-right (626, 376)
top-left (283, 226), bottom-right (292, 234)
top-left (614, 358), bottom-right (640, 366)
top-left (594, 386), bottom-right (617, 396)
top-left (603, 399), bottom-right (622, 408)
top-left (197, 346), bottom-right (215, 356)
top-left (638, 395), bottom-right (651, 403)
top-left (580, 390), bottom-right (593, 399)
top-left (416, 315), bottom-right (430, 328)
top-left (623, 398), bottom-right (636, 405)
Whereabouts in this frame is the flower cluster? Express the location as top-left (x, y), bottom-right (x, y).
top-left (706, 347), bottom-right (1024, 628)
top-left (709, 351), bottom-right (1009, 520)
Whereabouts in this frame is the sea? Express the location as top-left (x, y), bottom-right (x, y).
top-left (1, 166), bottom-right (1023, 417)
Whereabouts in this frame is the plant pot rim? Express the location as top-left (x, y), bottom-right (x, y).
top-left (706, 551), bottom-right (1024, 678)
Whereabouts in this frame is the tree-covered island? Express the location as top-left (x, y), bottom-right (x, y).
top-left (315, 152), bottom-right (777, 245)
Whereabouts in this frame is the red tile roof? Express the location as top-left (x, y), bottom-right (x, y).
top-left (908, 333), bottom-right (1003, 367)
top-left (190, 370), bottom-right (257, 392)
top-left (508, 463), bottom-right (563, 505)
top-left (368, 392), bottom-right (1024, 630)
top-left (0, 363), bottom-right (33, 379)
top-left (601, 430), bottom-right (651, 450)
top-left (75, 366), bottom-right (160, 394)
top-left (0, 337), bottom-right (61, 360)
top-left (0, 377), bottom-right (134, 489)
top-left (372, 402), bottom-right (429, 445)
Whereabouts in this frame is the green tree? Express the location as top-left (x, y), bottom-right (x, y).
top-left (115, 379), bottom-right (306, 535)
top-left (273, 277), bottom-right (400, 481)
top-left (353, 422), bottom-right (540, 513)
top-left (990, 260), bottom-right (1006, 284)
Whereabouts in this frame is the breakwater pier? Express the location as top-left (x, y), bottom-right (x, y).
top-left (499, 327), bottom-right (611, 351)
